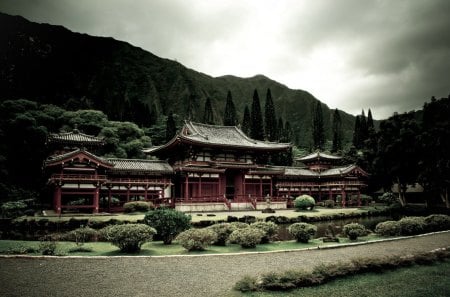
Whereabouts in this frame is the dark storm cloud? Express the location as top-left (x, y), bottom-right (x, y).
top-left (1, 0), bottom-right (449, 119)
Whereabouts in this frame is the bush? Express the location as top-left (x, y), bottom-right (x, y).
top-left (144, 208), bottom-right (191, 244)
top-left (67, 226), bottom-right (97, 246)
top-left (324, 199), bottom-right (335, 208)
top-left (230, 222), bottom-right (249, 230)
top-left (176, 228), bottom-right (217, 251)
top-left (424, 214), bottom-right (450, 232)
top-left (288, 223), bottom-right (317, 243)
top-left (123, 201), bottom-right (154, 213)
top-left (100, 223), bottom-right (156, 253)
top-left (1, 200), bottom-right (28, 218)
top-left (294, 195), bottom-right (315, 211)
top-left (398, 216), bottom-right (426, 235)
top-left (343, 223), bottom-right (367, 240)
top-left (207, 223), bottom-right (234, 246)
top-left (378, 192), bottom-right (397, 205)
top-left (375, 220), bottom-right (401, 236)
top-left (229, 227), bottom-right (265, 248)
top-left (250, 221), bottom-right (279, 243)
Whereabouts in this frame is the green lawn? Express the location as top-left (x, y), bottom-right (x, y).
top-left (0, 235), bottom-right (380, 257)
top-left (233, 261), bottom-right (450, 297)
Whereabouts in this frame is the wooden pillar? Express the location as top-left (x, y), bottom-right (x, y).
top-left (93, 186), bottom-right (99, 214)
top-left (54, 185), bottom-right (62, 215)
top-left (199, 174), bottom-right (202, 199)
top-left (341, 189), bottom-right (346, 208)
top-left (185, 174), bottom-right (189, 199)
top-left (329, 189), bottom-right (332, 200)
top-left (318, 187), bottom-right (322, 202)
top-left (259, 176), bottom-right (263, 199)
top-left (126, 185), bottom-right (130, 202)
top-left (270, 177), bottom-right (273, 197)
top-left (108, 187), bottom-right (112, 213)
top-left (357, 190), bottom-right (361, 207)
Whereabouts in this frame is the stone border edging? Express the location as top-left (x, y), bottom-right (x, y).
top-left (1, 230), bottom-right (449, 260)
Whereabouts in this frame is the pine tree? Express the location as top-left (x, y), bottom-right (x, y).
top-left (352, 115), bottom-right (361, 149)
top-left (223, 91), bottom-right (237, 126)
top-left (202, 97), bottom-right (214, 124)
top-left (241, 105), bottom-right (251, 136)
top-left (165, 112), bottom-right (177, 142)
top-left (331, 108), bottom-right (343, 153)
top-left (360, 109), bottom-right (368, 145)
top-left (367, 109), bottom-right (374, 130)
top-left (277, 117), bottom-right (284, 142)
top-left (312, 101), bottom-right (325, 150)
top-left (250, 89), bottom-right (264, 140)
top-left (264, 88), bottom-right (278, 141)
top-left (284, 121), bottom-right (293, 143)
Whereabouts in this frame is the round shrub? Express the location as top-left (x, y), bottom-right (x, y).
top-left (288, 223), bottom-right (317, 243)
top-left (123, 201), bottom-right (154, 213)
top-left (375, 221), bottom-right (401, 236)
top-left (67, 226), bottom-right (97, 246)
top-left (324, 199), bottom-right (335, 208)
top-left (207, 223), bottom-right (234, 246)
top-left (424, 214), bottom-right (450, 232)
top-left (144, 208), bottom-right (191, 244)
top-left (378, 192), bottom-right (397, 205)
top-left (229, 227), bottom-right (265, 248)
top-left (343, 223), bottom-right (367, 240)
top-left (176, 228), bottom-right (217, 251)
top-left (230, 222), bottom-right (250, 231)
top-left (100, 223), bottom-right (156, 253)
top-left (250, 221), bottom-right (279, 243)
top-left (398, 217), bottom-right (426, 236)
top-left (294, 195), bottom-right (316, 211)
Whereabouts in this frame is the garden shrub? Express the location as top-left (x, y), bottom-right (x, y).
top-left (144, 208), bottom-right (191, 244)
top-left (123, 201), bottom-right (154, 213)
top-left (375, 220), bottom-right (401, 236)
top-left (398, 216), bottom-right (426, 235)
top-left (324, 199), bottom-right (335, 208)
top-left (250, 221), bottom-right (279, 243)
top-left (378, 192), bottom-right (397, 205)
top-left (343, 223), bottom-right (367, 240)
top-left (1, 200), bottom-right (28, 218)
top-left (207, 223), bottom-right (234, 246)
top-left (100, 223), bottom-right (156, 253)
top-left (288, 223), bottom-right (317, 243)
top-left (229, 227), bottom-right (265, 248)
top-left (294, 195), bottom-right (316, 210)
top-left (67, 226), bottom-right (97, 246)
top-left (424, 214), bottom-right (450, 232)
top-left (176, 228), bottom-right (217, 251)
top-left (234, 276), bottom-right (259, 292)
top-left (229, 222), bottom-right (249, 231)
top-left (39, 235), bottom-right (59, 255)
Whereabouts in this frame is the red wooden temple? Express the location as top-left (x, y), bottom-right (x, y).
top-left (45, 122), bottom-right (368, 213)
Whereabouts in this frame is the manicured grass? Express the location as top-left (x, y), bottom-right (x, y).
top-left (0, 235), bottom-right (380, 256)
top-left (234, 261), bottom-right (450, 297)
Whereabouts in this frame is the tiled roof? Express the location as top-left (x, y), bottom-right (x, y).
top-left (45, 149), bottom-right (113, 167)
top-left (144, 121), bottom-right (291, 154)
top-left (48, 130), bottom-right (104, 145)
top-left (280, 165), bottom-right (367, 178)
top-left (297, 151), bottom-right (342, 162)
top-left (107, 159), bottom-right (173, 174)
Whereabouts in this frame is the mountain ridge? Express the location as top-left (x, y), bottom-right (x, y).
top-left (0, 12), bottom-right (357, 147)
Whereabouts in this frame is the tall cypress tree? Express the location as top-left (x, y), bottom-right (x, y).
top-left (241, 105), bottom-right (251, 136)
top-left (312, 101), bottom-right (325, 150)
top-left (202, 97), bottom-right (214, 124)
top-left (360, 109), bottom-right (368, 145)
top-left (277, 117), bottom-right (284, 142)
top-left (165, 112), bottom-right (177, 142)
top-left (250, 89), bottom-right (264, 140)
top-left (223, 91), bottom-right (237, 126)
top-left (367, 109), bottom-right (374, 130)
top-left (352, 115), bottom-right (361, 149)
top-left (331, 108), bottom-right (343, 153)
top-left (264, 88), bottom-right (278, 141)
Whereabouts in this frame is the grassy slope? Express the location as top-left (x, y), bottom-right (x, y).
top-left (235, 261), bottom-right (450, 297)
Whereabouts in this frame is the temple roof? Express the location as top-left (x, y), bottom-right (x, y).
top-left (144, 121), bottom-right (291, 154)
top-left (45, 149), bottom-right (113, 168)
top-left (281, 164), bottom-right (368, 178)
top-left (296, 151), bottom-right (342, 162)
top-left (48, 129), bottom-right (104, 146)
top-left (107, 159), bottom-right (173, 174)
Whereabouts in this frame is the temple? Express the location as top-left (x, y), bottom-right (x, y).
top-left (44, 122), bottom-right (368, 213)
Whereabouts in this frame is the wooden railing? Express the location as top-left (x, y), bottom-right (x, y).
top-left (277, 180), bottom-right (365, 187)
top-left (50, 174), bottom-right (107, 182)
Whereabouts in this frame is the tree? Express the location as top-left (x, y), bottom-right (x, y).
top-left (223, 91), bottom-right (237, 126)
top-left (331, 108), bottom-right (343, 153)
top-left (241, 105), bottom-right (251, 136)
top-left (312, 101), bottom-right (325, 150)
top-left (202, 97), bottom-right (214, 125)
top-left (352, 116), bottom-right (361, 149)
top-left (264, 88), bottom-right (278, 141)
top-left (367, 109), bottom-right (374, 131)
top-left (165, 112), bottom-right (177, 142)
top-left (250, 89), bottom-right (264, 140)
top-left (359, 110), bottom-right (368, 146)
top-left (277, 117), bottom-right (284, 142)
top-left (143, 208), bottom-right (191, 244)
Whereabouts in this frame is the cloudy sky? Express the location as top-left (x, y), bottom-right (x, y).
top-left (1, 0), bottom-right (449, 119)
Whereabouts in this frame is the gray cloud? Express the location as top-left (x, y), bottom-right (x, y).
top-left (1, 0), bottom-right (449, 119)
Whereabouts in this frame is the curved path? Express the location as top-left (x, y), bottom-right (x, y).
top-left (1, 232), bottom-right (450, 297)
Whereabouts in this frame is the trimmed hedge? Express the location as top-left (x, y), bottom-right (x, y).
top-left (288, 223), bottom-right (317, 243)
top-left (229, 227), bottom-right (265, 248)
top-left (294, 195), bottom-right (315, 211)
top-left (123, 201), bottom-right (154, 213)
top-left (100, 223), bottom-right (156, 253)
top-left (144, 208), bottom-right (191, 244)
top-left (250, 221), bottom-right (279, 243)
top-left (207, 223), bottom-right (234, 246)
top-left (176, 228), bottom-right (217, 251)
top-left (375, 220), bottom-right (401, 236)
top-left (375, 214), bottom-right (450, 237)
top-left (343, 223), bottom-right (368, 240)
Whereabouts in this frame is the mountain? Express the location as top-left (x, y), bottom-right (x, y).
top-left (0, 12), bottom-right (357, 147)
